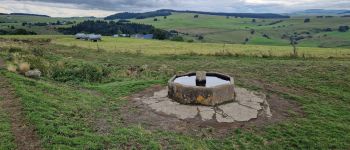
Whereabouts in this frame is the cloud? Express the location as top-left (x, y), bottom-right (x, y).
top-left (13, 0), bottom-right (179, 11)
top-left (1, 0), bottom-right (350, 17)
top-left (0, 0), bottom-right (116, 17)
top-left (245, 0), bottom-right (350, 10)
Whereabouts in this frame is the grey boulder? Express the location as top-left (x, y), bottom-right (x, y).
top-left (25, 69), bottom-right (41, 78)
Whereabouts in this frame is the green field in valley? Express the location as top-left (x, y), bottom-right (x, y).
top-left (1, 12), bottom-right (350, 48)
top-left (0, 15), bottom-right (96, 34)
top-left (1, 35), bottom-right (349, 58)
top-left (130, 13), bottom-right (350, 47)
top-left (53, 35), bottom-right (350, 58)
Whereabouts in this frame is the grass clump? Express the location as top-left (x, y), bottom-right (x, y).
top-left (18, 62), bottom-right (30, 74)
top-left (23, 56), bottom-right (51, 75)
top-left (51, 61), bottom-right (111, 83)
top-left (31, 48), bottom-right (45, 57)
top-left (6, 64), bottom-right (17, 73)
top-left (8, 47), bottom-right (22, 53)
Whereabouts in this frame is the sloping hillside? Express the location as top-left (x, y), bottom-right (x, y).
top-left (131, 12), bottom-right (350, 47)
top-left (105, 9), bottom-right (289, 20)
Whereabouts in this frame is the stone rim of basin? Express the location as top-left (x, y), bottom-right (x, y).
top-left (168, 72), bottom-right (236, 106)
top-left (169, 72), bottom-right (234, 88)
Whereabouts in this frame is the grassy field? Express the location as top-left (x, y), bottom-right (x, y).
top-left (131, 13), bottom-right (350, 47)
top-left (0, 15), bottom-right (96, 34)
top-left (1, 13), bottom-right (350, 48)
top-left (1, 35), bottom-right (349, 58)
top-left (52, 36), bottom-right (350, 58)
top-left (0, 36), bottom-right (349, 149)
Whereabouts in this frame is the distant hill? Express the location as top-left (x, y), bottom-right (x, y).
top-left (339, 11), bottom-right (350, 14)
top-left (164, 9), bottom-right (290, 19)
top-left (105, 10), bottom-right (172, 20)
top-left (294, 9), bottom-right (350, 15)
top-left (105, 9), bottom-right (289, 20)
top-left (7, 13), bottom-right (50, 17)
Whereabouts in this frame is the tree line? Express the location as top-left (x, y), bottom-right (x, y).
top-left (0, 29), bottom-right (36, 35)
top-left (105, 9), bottom-right (289, 20)
top-left (105, 10), bottom-right (172, 20)
top-left (166, 9), bottom-right (290, 18)
top-left (59, 20), bottom-right (170, 40)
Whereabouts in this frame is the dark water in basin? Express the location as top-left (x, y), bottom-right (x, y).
top-left (173, 75), bottom-right (230, 87)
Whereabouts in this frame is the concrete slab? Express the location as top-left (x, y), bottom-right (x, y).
top-left (153, 89), bottom-right (168, 98)
top-left (138, 87), bottom-right (271, 123)
top-left (238, 101), bottom-right (262, 110)
top-left (235, 88), bottom-right (265, 103)
top-left (218, 103), bottom-right (258, 122)
top-left (197, 106), bottom-right (215, 121)
top-left (148, 100), bottom-right (198, 119)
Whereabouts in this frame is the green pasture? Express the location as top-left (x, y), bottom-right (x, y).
top-left (51, 35), bottom-right (350, 58)
top-left (131, 13), bottom-right (350, 47)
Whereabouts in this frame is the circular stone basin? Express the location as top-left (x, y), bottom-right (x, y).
top-left (168, 72), bottom-right (235, 106)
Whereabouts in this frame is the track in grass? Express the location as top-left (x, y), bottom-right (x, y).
top-left (0, 60), bottom-right (42, 150)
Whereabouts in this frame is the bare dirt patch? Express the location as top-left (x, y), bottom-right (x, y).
top-left (0, 69), bottom-right (42, 150)
top-left (121, 84), bottom-right (303, 137)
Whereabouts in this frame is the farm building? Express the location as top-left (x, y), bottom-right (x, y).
top-left (75, 33), bottom-right (86, 39)
top-left (120, 34), bottom-right (130, 37)
top-left (113, 34), bottom-right (130, 37)
top-left (75, 33), bottom-right (102, 42)
top-left (131, 34), bottom-right (144, 38)
top-left (143, 34), bottom-right (154, 39)
top-left (87, 34), bottom-right (102, 42)
top-left (131, 34), bottom-right (154, 39)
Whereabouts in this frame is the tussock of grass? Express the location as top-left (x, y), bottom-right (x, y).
top-left (6, 64), bottom-right (17, 72)
top-left (18, 62), bottom-right (30, 74)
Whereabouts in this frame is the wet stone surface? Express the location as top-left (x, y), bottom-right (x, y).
top-left (136, 87), bottom-right (272, 123)
top-left (173, 75), bottom-right (231, 87)
top-left (168, 72), bottom-right (235, 106)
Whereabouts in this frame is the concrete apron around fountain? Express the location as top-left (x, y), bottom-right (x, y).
top-left (135, 87), bottom-right (272, 123)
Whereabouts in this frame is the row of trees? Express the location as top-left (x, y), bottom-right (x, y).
top-left (105, 10), bottom-right (172, 20)
top-left (21, 21), bottom-right (75, 27)
top-left (164, 9), bottom-right (290, 18)
top-left (59, 20), bottom-right (170, 40)
top-left (0, 29), bottom-right (36, 35)
top-left (105, 9), bottom-right (290, 20)
top-left (339, 26), bottom-right (349, 32)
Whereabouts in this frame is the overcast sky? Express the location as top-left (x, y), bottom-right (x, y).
top-left (1, 0), bottom-right (350, 17)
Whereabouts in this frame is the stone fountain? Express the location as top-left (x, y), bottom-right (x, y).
top-left (134, 71), bottom-right (272, 123)
top-left (168, 71), bottom-right (236, 106)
